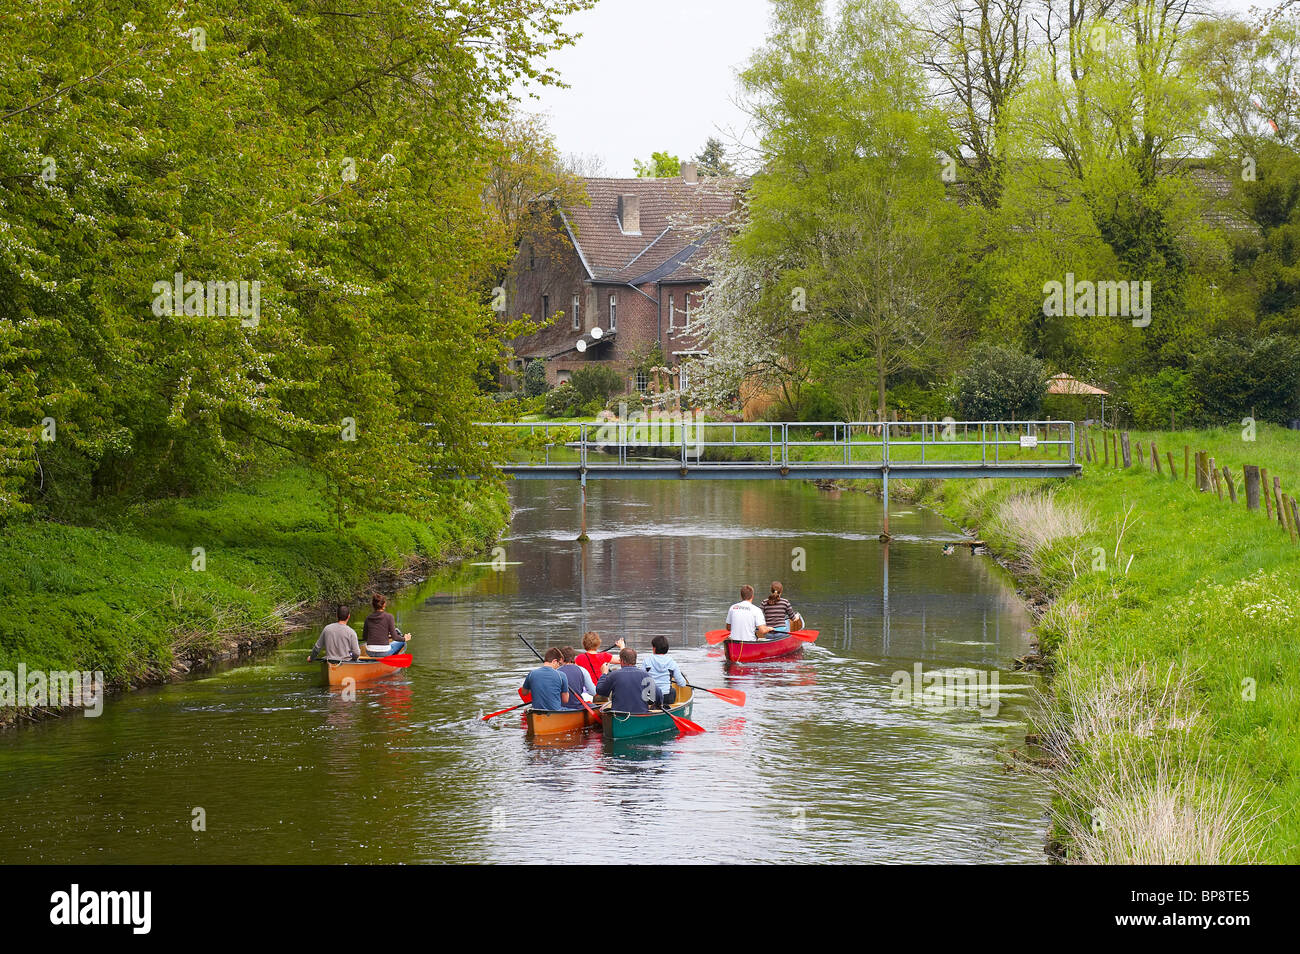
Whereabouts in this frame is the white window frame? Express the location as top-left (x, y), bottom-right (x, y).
top-left (608, 293), bottom-right (617, 332)
top-left (668, 294), bottom-right (675, 330)
top-left (679, 362), bottom-right (689, 392)
top-left (683, 293), bottom-right (690, 330)
top-left (571, 294), bottom-right (580, 330)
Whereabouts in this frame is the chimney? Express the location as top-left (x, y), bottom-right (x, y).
top-left (619, 193), bottom-right (640, 234)
top-left (681, 161), bottom-right (698, 184)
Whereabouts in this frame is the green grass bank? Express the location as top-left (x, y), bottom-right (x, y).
top-left (901, 424), bottom-right (1300, 863)
top-left (0, 468), bottom-right (508, 723)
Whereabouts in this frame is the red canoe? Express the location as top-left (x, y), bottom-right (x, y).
top-left (723, 630), bottom-right (818, 663)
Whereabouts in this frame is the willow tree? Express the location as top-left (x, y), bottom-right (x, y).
top-left (731, 0), bottom-right (967, 421)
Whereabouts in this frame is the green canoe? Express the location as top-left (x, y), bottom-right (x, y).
top-left (600, 685), bottom-right (694, 741)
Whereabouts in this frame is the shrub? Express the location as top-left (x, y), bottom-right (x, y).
top-left (570, 364), bottom-right (625, 404)
top-left (953, 344), bottom-right (1047, 420)
top-left (543, 382), bottom-right (580, 417)
top-left (1127, 368), bottom-right (1198, 429)
top-left (523, 359), bottom-right (549, 398)
top-left (1190, 335), bottom-right (1300, 425)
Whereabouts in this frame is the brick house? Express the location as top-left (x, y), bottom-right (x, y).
top-left (505, 162), bottom-right (745, 397)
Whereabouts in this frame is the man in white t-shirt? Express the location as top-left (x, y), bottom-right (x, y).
top-left (725, 585), bottom-right (773, 642)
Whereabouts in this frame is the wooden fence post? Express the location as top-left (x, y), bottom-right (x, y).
top-left (1152, 441), bottom-right (1162, 474)
top-left (1120, 431), bottom-right (1132, 468)
top-left (1291, 498), bottom-right (1300, 543)
top-left (1184, 445), bottom-right (1190, 481)
top-left (1103, 432), bottom-right (1110, 466)
top-left (1166, 450), bottom-right (1176, 479)
top-left (1244, 465), bottom-right (1262, 511)
top-left (1222, 466), bottom-right (1236, 503)
top-left (1261, 468), bottom-right (1274, 520)
top-left (1274, 477), bottom-right (1285, 526)
top-left (1136, 441), bottom-right (1145, 467)
top-left (1283, 494), bottom-right (1298, 543)
top-left (1210, 457), bottom-right (1223, 499)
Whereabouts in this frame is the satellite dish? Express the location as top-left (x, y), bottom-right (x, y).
top-left (591, 327), bottom-right (603, 339)
top-left (576, 340), bottom-right (587, 353)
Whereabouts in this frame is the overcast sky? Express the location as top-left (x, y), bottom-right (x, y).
top-left (521, 0), bottom-right (1273, 178)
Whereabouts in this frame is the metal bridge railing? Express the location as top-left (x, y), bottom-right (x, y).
top-left (476, 420), bottom-right (1076, 469)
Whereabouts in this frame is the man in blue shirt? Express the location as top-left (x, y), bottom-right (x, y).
top-left (521, 648), bottom-right (571, 711)
top-left (595, 648), bottom-right (663, 714)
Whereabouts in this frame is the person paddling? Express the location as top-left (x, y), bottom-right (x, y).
top-left (575, 631), bottom-right (625, 685)
top-left (559, 646), bottom-right (596, 709)
top-left (761, 581), bottom-right (798, 633)
top-left (726, 585), bottom-right (773, 642)
top-left (643, 635), bottom-right (685, 705)
top-left (307, 605), bottom-right (361, 662)
top-left (595, 648), bottom-right (662, 713)
top-left (362, 593), bottom-right (407, 657)
top-left (521, 648), bottom-right (571, 712)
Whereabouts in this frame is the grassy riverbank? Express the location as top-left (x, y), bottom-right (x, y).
top-left (0, 468), bottom-right (508, 719)
top-left (906, 424), bottom-right (1300, 863)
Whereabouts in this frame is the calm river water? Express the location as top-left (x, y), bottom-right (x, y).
top-left (0, 480), bottom-right (1048, 863)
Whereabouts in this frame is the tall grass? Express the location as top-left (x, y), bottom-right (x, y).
top-left (924, 423), bottom-right (1300, 862)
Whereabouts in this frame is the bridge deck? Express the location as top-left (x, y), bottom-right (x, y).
top-left (479, 420), bottom-right (1079, 481)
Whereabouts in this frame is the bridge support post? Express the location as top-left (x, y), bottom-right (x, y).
top-left (880, 468), bottom-right (892, 542)
top-left (576, 470), bottom-right (589, 543)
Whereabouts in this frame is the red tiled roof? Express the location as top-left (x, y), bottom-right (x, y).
top-left (563, 176), bottom-right (746, 284)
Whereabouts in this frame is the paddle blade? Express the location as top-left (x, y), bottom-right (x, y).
top-left (669, 713), bottom-right (706, 734)
top-left (789, 629), bottom-right (820, 642)
top-left (518, 688), bottom-right (532, 702)
top-left (705, 629), bottom-right (730, 645)
top-left (700, 686), bottom-right (746, 707)
top-left (380, 654), bottom-right (412, 668)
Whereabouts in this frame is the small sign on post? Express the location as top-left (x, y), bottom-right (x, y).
top-left (1019, 435), bottom-right (1038, 449)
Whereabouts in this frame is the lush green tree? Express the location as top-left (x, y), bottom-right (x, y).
top-left (523, 359), bottom-right (549, 398)
top-left (0, 0), bottom-right (592, 522)
top-left (735, 0), bottom-right (968, 421)
top-left (569, 364), bottom-right (624, 404)
top-left (633, 150), bottom-right (683, 177)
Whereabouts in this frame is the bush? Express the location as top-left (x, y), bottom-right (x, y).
top-left (1127, 368), bottom-right (1198, 429)
top-left (570, 364), bottom-right (625, 404)
top-left (1190, 336), bottom-right (1300, 425)
top-left (523, 359), bottom-right (548, 398)
top-left (953, 344), bottom-right (1047, 420)
top-left (543, 382), bottom-right (580, 417)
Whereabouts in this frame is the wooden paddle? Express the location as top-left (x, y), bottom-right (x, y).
top-left (705, 628), bottom-right (819, 645)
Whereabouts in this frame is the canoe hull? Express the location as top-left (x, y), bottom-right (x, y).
top-left (600, 685), bottom-right (694, 740)
top-left (723, 634), bottom-right (804, 663)
top-left (526, 706), bottom-right (599, 736)
top-left (320, 641), bottom-right (408, 687)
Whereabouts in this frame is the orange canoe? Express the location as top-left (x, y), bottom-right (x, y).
top-left (319, 642), bottom-right (408, 688)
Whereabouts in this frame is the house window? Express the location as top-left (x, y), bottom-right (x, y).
top-left (608, 293), bottom-right (617, 331)
top-left (683, 293), bottom-right (691, 329)
top-left (668, 294), bottom-right (675, 330)
top-left (679, 363), bottom-right (689, 392)
top-left (542, 295), bottom-right (549, 322)
top-left (636, 370), bottom-right (648, 393)
top-left (571, 294), bottom-right (580, 330)
top-left (557, 370), bottom-right (572, 384)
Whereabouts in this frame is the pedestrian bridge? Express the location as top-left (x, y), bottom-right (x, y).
top-left (479, 420), bottom-right (1080, 482)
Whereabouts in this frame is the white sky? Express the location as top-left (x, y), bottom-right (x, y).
top-left (521, 0), bottom-right (1272, 178)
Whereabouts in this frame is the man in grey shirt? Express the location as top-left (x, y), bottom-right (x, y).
top-left (307, 606), bottom-right (361, 662)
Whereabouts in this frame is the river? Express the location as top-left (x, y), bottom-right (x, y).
top-left (0, 479), bottom-right (1048, 864)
